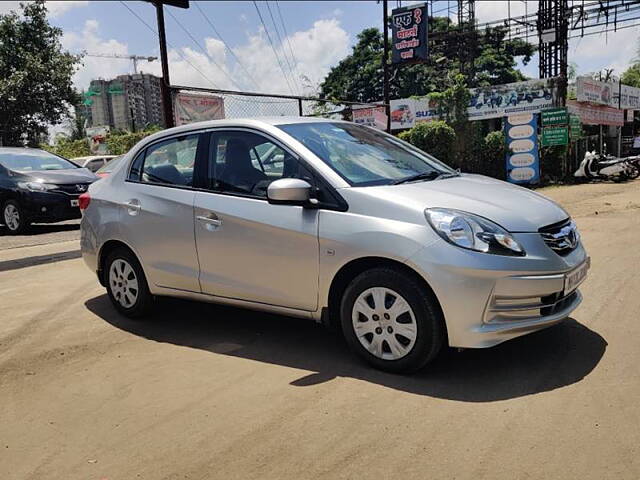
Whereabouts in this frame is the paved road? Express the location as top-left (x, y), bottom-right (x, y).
top-left (0, 220), bottom-right (80, 250)
top-left (1, 181), bottom-right (639, 479)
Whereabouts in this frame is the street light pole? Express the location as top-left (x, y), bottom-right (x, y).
top-left (154, 1), bottom-right (175, 128)
top-left (383, 0), bottom-right (390, 133)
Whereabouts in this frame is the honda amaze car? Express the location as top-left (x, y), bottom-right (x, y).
top-left (80, 118), bottom-right (589, 373)
top-left (1, 147), bottom-right (97, 234)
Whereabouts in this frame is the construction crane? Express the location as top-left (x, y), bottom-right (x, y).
top-left (85, 53), bottom-right (158, 74)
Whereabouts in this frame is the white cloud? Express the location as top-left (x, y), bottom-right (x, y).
top-left (0, 0), bottom-right (88, 17)
top-left (62, 19), bottom-right (131, 89)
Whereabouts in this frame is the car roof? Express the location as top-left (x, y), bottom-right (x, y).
top-left (0, 147), bottom-right (50, 154)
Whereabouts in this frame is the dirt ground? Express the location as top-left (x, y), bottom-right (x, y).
top-left (1, 180), bottom-right (639, 480)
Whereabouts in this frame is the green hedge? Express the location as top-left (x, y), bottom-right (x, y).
top-left (42, 126), bottom-right (163, 158)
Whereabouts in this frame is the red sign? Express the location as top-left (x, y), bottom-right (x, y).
top-left (566, 100), bottom-right (623, 126)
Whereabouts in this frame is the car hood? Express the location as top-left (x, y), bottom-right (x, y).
top-left (14, 168), bottom-right (97, 184)
top-left (349, 174), bottom-right (568, 232)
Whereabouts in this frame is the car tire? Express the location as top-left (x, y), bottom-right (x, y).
top-left (105, 248), bottom-right (154, 318)
top-left (3, 200), bottom-right (30, 235)
top-left (340, 267), bottom-right (445, 373)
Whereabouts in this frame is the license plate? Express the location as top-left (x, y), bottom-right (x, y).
top-left (70, 199), bottom-right (79, 207)
top-left (564, 258), bottom-right (590, 294)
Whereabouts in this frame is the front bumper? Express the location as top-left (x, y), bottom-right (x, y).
top-left (407, 232), bottom-right (589, 348)
top-left (19, 191), bottom-right (82, 223)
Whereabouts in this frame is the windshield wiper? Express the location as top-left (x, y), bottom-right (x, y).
top-left (393, 171), bottom-right (456, 185)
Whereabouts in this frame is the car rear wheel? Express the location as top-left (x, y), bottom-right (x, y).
top-left (340, 267), bottom-right (445, 373)
top-left (105, 248), bottom-right (154, 318)
top-left (3, 200), bottom-right (29, 235)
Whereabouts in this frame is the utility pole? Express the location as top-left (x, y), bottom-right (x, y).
top-left (154, 1), bottom-right (175, 128)
top-left (382, 0), bottom-right (390, 133)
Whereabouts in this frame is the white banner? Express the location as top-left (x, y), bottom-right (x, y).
top-left (174, 92), bottom-right (225, 126)
top-left (467, 78), bottom-right (557, 121)
top-left (576, 76), bottom-right (640, 110)
top-left (352, 105), bottom-right (388, 130)
top-left (390, 78), bottom-right (559, 129)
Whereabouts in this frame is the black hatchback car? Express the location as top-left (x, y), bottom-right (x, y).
top-left (0, 147), bottom-right (97, 234)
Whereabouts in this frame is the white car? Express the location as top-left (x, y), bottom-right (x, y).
top-left (72, 155), bottom-right (117, 173)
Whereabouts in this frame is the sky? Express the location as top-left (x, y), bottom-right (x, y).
top-left (2, 0), bottom-right (639, 97)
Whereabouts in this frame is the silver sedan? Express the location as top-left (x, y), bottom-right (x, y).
top-left (79, 117), bottom-right (589, 373)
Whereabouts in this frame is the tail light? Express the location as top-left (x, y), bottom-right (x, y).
top-left (78, 193), bottom-right (91, 210)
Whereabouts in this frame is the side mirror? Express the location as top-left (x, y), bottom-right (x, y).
top-left (267, 178), bottom-right (313, 206)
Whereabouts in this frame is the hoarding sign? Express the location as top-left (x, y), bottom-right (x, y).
top-left (352, 105), bottom-right (388, 130)
top-left (468, 78), bottom-right (557, 121)
top-left (576, 76), bottom-right (640, 109)
top-left (566, 99), bottom-right (623, 126)
top-left (505, 113), bottom-right (539, 184)
top-left (173, 92), bottom-right (225, 126)
top-left (390, 98), bottom-right (416, 130)
top-left (626, 109), bottom-right (635, 122)
top-left (541, 107), bottom-right (568, 126)
top-left (391, 3), bottom-right (428, 64)
top-left (389, 97), bottom-right (440, 130)
top-left (541, 126), bottom-right (569, 146)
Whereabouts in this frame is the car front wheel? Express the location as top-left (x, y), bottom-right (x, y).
top-left (105, 248), bottom-right (154, 318)
top-left (3, 200), bottom-right (29, 234)
top-left (340, 267), bottom-right (445, 373)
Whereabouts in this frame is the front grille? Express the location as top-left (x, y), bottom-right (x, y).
top-left (539, 218), bottom-right (579, 256)
top-left (50, 183), bottom-right (91, 195)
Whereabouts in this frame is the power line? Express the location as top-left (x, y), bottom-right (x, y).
top-left (118, 1), bottom-right (215, 88)
top-left (265, 1), bottom-right (300, 94)
top-left (274, 0), bottom-right (303, 93)
top-left (165, 7), bottom-right (243, 90)
top-left (192, 0), bottom-right (262, 90)
top-left (252, 0), bottom-right (296, 95)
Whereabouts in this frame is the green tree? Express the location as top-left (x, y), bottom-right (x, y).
top-left (320, 18), bottom-right (535, 103)
top-left (0, 1), bottom-right (81, 146)
top-left (621, 64), bottom-right (640, 88)
top-left (406, 120), bottom-right (456, 163)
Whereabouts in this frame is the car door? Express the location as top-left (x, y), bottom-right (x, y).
top-left (119, 133), bottom-right (202, 292)
top-left (193, 129), bottom-right (319, 311)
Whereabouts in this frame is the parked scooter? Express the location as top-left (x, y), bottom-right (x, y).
top-left (574, 151), bottom-right (640, 182)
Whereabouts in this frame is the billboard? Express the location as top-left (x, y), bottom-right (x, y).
top-left (567, 100), bottom-right (624, 126)
top-left (389, 79), bottom-right (559, 130)
top-left (391, 3), bottom-right (428, 64)
top-left (352, 105), bottom-right (388, 130)
top-left (468, 78), bottom-right (557, 120)
top-left (576, 76), bottom-right (640, 110)
top-left (505, 113), bottom-right (539, 184)
top-left (173, 92), bottom-right (225, 126)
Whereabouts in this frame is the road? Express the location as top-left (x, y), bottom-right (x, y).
top-left (1, 181), bottom-right (639, 479)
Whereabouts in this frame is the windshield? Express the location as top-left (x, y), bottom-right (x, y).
top-left (97, 156), bottom-right (122, 173)
top-left (278, 122), bottom-right (454, 186)
top-left (0, 149), bottom-right (79, 172)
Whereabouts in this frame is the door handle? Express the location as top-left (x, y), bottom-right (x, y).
top-left (124, 200), bottom-right (141, 216)
top-left (196, 214), bottom-right (222, 231)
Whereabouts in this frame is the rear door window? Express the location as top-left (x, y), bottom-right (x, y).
top-left (129, 134), bottom-right (199, 187)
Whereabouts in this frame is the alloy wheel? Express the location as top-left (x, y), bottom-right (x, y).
top-left (4, 204), bottom-right (20, 231)
top-left (109, 258), bottom-right (139, 309)
top-left (351, 287), bottom-right (418, 360)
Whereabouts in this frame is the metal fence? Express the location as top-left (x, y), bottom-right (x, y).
top-left (169, 84), bottom-right (384, 123)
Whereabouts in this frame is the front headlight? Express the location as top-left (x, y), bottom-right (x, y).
top-left (17, 181), bottom-right (56, 192)
top-left (425, 208), bottom-right (525, 256)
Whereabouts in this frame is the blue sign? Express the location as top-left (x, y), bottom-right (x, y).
top-left (504, 113), bottom-right (539, 184)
